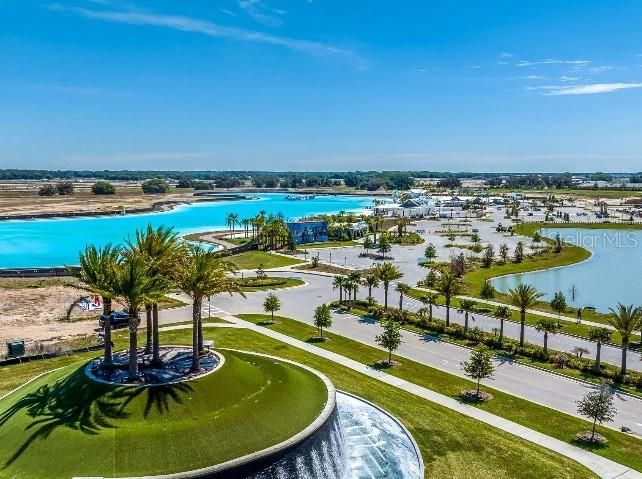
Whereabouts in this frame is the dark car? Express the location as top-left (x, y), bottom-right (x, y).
top-left (99, 311), bottom-right (130, 329)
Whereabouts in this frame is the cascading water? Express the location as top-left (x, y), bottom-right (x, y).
top-left (336, 392), bottom-right (423, 479)
top-left (210, 391), bottom-right (423, 479)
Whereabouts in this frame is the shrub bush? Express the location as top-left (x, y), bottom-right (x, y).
top-left (238, 277), bottom-right (287, 288)
top-left (141, 178), bottom-right (171, 194)
top-left (91, 180), bottom-right (116, 195)
top-left (38, 184), bottom-right (57, 196)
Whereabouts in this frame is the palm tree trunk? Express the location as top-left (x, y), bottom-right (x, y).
top-left (399, 293), bottom-right (403, 311)
top-left (429, 304), bottom-right (433, 321)
top-left (591, 419), bottom-right (597, 441)
top-left (198, 315), bottom-right (204, 353)
top-left (594, 342), bottom-right (602, 372)
top-left (368, 285), bottom-right (373, 299)
top-left (144, 304), bottom-right (152, 354)
top-left (128, 314), bottom-right (139, 379)
top-left (464, 312), bottom-right (469, 334)
top-left (152, 304), bottom-right (160, 365)
top-left (388, 348), bottom-right (392, 365)
top-left (476, 378), bottom-right (481, 396)
top-left (621, 338), bottom-right (628, 375)
top-left (103, 298), bottom-right (113, 366)
top-left (384, 284), bottom-right (389, 310)
top-left (191, 298), bottom-right (202, 371)
top-left (445, 300), bottom-right (450, 327)
top-left (499, 318), bottom-right (504, 344)
top-left (519, 310), bottom-right (526, 348)
top-left (544, 332), bottom-right (548, 353)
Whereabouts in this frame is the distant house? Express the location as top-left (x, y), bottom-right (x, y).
top-left (286, 220), bottom-right (328, 244)
top-left (506, 192), bottom-right (524, 201)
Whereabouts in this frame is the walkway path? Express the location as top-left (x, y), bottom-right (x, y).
top-left (158, 315), bottom-right (641, 479)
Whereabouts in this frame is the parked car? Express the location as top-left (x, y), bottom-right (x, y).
top-left (99, 311), bottom-right (130, 329)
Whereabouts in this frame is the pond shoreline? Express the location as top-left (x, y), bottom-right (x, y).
top-left (0, 193), bottom-right (251, 222)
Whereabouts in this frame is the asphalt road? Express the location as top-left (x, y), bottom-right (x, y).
top-left (159, 270), bottom-right (642, 435)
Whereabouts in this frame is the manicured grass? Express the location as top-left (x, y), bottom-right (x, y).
top-left (407, 286), bottom-right (628, 346)
top-left (1, 328), bottom-right (598, 479)
top-left (226, 250), bottom-right (304, 269)
top-left (460, 243), bottom-right (591, 299)
top-left (0, 349), bottom-right (327, 479)
top-left (238, 314), bottom-right (642, 472)
top-left (240, 277), bottom-right (305, 291)
top-left (488, 188), bottom-right (642, 200)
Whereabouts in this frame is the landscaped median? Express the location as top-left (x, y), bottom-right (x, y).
top-left (237, 313), bottom-right (642, 473)
top-left (0, 327), bottom-right (600, 479)
top-left (238, 276), bottom-right (305, 291)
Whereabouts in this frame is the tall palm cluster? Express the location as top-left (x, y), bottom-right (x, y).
top-left (77, 224), bottom-right (243, 380)
top-left (225, 210), bottom-right (291, 250)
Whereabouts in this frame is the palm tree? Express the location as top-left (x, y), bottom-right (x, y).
top-left (395, 282), bottom-right (412, 311)
top-left (437, 272), bottom-right (460, 327)
top-left (174, 244), bottom-right (244, 371)
top-left (128, 224), bottom-right (183, 363)
top-left (76, 244), bottom-right (121, 367)
top-left (332, 275), bottom-right (347, 303)
top-left (494, 305), bottom-right (511, 344)
top-left (419, 292), bottom-right (439, 321)
top-left (374, 262), bottom-right (403, 310)
top-left (507, 284), bottom-right (544, 348)
top-left (458, 299), bottom-right (476, 334)
top-left (363, 273), bottom-right (380, 304)
top-left (225, 212), bottom-right (240, 236)
top-left (347, 271), bottom-right (362, 307)
top-left (588, 327), bottom-right (612, 372)
top-left (241, 218), bottom-right (252, 238)
top-left (111, 254), bottom-right (165, 379)
top-left (607, 303), bottom-right (641, 375)
top-left (534, 318), bottom-right (561, 353)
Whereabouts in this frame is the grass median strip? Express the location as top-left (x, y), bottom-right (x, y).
top-left (237, 313), bottom-right (642, 472)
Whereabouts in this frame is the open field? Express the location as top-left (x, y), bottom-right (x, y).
top-left (0, 187), bottom-right (198, 218)
top-left (488, 188), bottom-right (642, 200)
top-left (0, 326), bottom-right (600, 479)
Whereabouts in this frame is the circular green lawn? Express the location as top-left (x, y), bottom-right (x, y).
top-left (0, 349), bottom-right (328, 479)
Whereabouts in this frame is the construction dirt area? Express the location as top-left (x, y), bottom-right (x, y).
top-left (0, 186), bottom-right (196, 219)
top-left (0, 278), bottom-right (113, 349)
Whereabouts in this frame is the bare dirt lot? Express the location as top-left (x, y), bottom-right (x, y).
top-left (0, 278), bottom-right (113, 346)
top-left (0, 187), bottom-right (196, 218)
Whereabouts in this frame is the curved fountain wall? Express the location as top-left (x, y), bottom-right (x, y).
top-left (97, 352), bottom-right (422, 479)
top-left (207, 404), bottom-right (347, 479)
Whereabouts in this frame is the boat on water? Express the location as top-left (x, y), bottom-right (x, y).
top-left (285, 194), bottom-right (316, 200)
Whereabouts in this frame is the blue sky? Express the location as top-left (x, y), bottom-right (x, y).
top-left (1, 0), bottom-right (642, 172)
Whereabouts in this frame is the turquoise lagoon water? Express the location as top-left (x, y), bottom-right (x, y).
top-left (0, 194), bottom-right (373, 269)
top-left (492, 228), bottom-right (642, 312)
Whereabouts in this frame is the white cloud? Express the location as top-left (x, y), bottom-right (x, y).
top-left (515, 75), bottom-right (545, 80)
top-left (517, 59), bottom-right (590, 67)
top-left (527, 82), bottom-right (642, 95)
top-left (588, 66), bottom-right (613, 74)
top-left (49, 3), bottom-right (366, 68)
top-left (560, 75), bottom-right (579, 82)
top-left (238, 0), bottom-right (283, 26)
top-left (499, 52), bottom-right (514, 58)
top-left (496, 61), bottom-right (509, 65)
